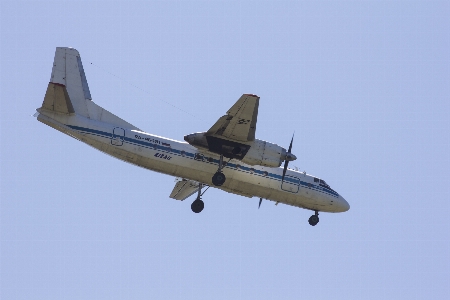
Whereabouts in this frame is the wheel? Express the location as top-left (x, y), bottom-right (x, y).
top-left (212, 172), bottom-right (226, 186)
top-left (308, 215), bottom-right (319, 226)
top-left (191, 199), bottom-right (204, 213)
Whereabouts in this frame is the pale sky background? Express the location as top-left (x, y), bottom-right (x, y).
top-left (1, 1), bottom-right (449, 299)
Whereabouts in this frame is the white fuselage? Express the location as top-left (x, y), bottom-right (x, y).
top-left (37, 111), bottom-right (349, 213)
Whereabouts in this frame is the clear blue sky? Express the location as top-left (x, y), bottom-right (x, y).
top-left (1, 1), bottom-right (449, 299)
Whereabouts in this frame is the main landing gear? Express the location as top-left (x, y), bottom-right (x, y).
top-left (191, 183), bottom-right (208, 213)
top-left (212, 154), bottom-right (227, 186)
top-left (308, 211), bottom-right (320, 226)
top-left (191, 198), bottom-right (204, 213)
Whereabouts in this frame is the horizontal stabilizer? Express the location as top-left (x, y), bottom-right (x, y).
top-left (169, 178), bottom-right (200, 201)
top-left (41, 83), bottom-right (75, 114)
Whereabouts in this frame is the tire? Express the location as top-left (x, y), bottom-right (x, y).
top-left (212, 172), bottom-right (226, 186)
top-left (308, 215), bottom-right (319, 226)
top-left (191, 199), bottom-right (204, 213)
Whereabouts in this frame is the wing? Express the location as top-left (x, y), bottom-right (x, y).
top-left (206, 94), bottom-right (259, 142)
top-left (169, 178), bottom-right (200, 201)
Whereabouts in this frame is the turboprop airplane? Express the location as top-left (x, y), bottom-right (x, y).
top-left (35, 47), bottom-right (349, 226)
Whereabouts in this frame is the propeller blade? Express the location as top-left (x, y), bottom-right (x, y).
top-left (288, 133), bottom-right (294, 153)
top-left (281, 161), bottom-right (289, 183)
top-left (258, 198), bottom-right (263, 209)
top-left (282, 133), bottom-right (295, 183)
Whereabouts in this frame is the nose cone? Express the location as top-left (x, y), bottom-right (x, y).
top-left (285, 153), bottom-right (297, 162)
top-left (338, 196), bottom-right (350, 212)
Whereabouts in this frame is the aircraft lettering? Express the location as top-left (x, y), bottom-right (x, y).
top-left (237, 118), bottom-right (250, 125)
top-left (154, 153), bottom-right (171, 160)
top-left (135, 134), bottom-right (161, 144)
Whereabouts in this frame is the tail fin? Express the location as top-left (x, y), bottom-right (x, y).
top-left (41, 47), bottom-right (91, 116)
top-left (40, 47), bottom-right (140, 130)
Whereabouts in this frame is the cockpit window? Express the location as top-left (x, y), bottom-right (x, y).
top-left (314, 177), bottom-right (332, 189)
top-left (319, 179), bottom-right (330, 188)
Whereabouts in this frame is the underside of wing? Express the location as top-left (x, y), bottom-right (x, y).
top-left (169, 178), bottom-right (200, 201)
top-left (206, 94), bottom-right (259, 142)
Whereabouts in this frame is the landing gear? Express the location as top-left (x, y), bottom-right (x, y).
top-left (211, 154), bottom-right (227, 186)
top-left (308, 211), bottom-right (319, 226)
top-left (212, 172), bottom-right (226, 186)
top-left (191, 199), bottom-right (204, 213)
top-left (191, 183), bottom-right (207, 213)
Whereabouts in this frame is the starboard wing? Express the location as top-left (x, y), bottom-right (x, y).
top-left (206, 94), bottom-right (260, 142)
top-left (169, 178), bottom-right (200, 201)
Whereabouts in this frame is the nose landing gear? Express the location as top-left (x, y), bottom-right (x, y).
top-left (308, 211), bottom-right (320, 226)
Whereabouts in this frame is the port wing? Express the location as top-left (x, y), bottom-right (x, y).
top-left (206, 94), bottom-right (259, 142)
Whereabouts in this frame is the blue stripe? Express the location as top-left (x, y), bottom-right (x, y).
top-left (66, 125), bottom-right (339, 197)
top-left (67, 125), bottom-right (110, 138)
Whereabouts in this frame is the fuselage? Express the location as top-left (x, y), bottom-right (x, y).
top-left (37, 111), bottom-right (350, 213)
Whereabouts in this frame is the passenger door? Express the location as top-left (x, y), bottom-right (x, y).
top-left (281, 175), bottom-right (300, 193)
top-left (111, 127), bottom-right (125, 146)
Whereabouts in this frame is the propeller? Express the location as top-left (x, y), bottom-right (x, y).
top-left (281, 133), bottom-right (296, 183)
top-left (258, 198), bottom-right (263, 209)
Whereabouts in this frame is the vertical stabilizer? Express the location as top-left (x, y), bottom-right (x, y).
top-left (39, 47), bottom-right (140, 130)
top-left (41, 47), bottom-right (91, 116)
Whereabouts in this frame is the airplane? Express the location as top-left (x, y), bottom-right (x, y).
top-left (35, 47), bottom-right (350, 226)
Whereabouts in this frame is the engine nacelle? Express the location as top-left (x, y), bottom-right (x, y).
top-left (241, 140), bottom-right (286, 168)
top-left (184, 132), bottom-right (293, 168)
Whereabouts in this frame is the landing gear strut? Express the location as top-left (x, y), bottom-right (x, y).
top-left (212, 154), bottom-right (226, 186)
top-left (191, 183), bottom-right (205, 213)
top-left (308, 211), bottom-right (319, 226)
